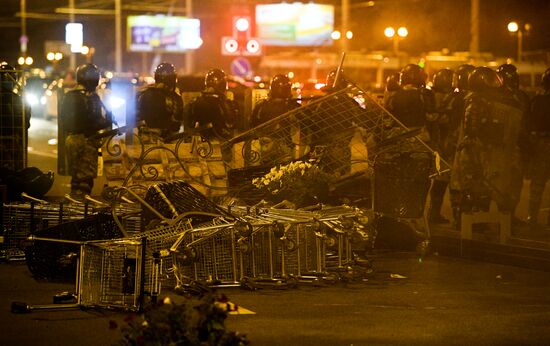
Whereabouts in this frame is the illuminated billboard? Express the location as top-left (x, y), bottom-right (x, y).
top-left (127, 15), bottom-right (202, 52)
top-left (255, 3), bottom-right (334, 46)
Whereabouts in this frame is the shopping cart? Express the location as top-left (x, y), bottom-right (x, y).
top-left (1, 194), bottom-right (111, 261)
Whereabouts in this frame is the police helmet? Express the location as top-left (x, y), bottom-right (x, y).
top-left (453, 64), bottom-right (475, 91)
top-left (205, 68), bottom-right (227, 95)
top-left (542, 67), bottom-right (550, 90)
top-left (76, 63), bottom-right (100, 92)
top-left (468, 67), bottom-right (502, 92)
top-left (385, 72), bottom-right (400, 92)
top-left (496, 63), bottom-right (519, 89)
top-left (326, 69), bottom-right (348, 90)
top-left (154, 62), bottom-right (177, 89)
top-left (270, 74), bottom-right (292, 99)
top-left (432, 68), bottom-right (454, 93)
top-left (399, 64), bottom-right (426, 87)
top-left (0, 63), bottom-right (17, 90)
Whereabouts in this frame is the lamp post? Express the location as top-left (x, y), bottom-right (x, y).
top-left (507, 21), bottom-right (531, 62)
top-left (384, 26), bottom-right (408, 54)
top-left (47, 51), bottom-right (63, 74)
top-left (18, 55), bottom-right (33, 68)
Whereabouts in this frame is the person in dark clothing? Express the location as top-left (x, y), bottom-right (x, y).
top-left (184, 68), bottom-right (239, 141)
top-left (525, 68), bottom-right (550, 230)
top-left (497, 63), bottom-right (531, 224)
top-left (450, 66), bottom-right (522, 215)
top-left (428, 68), bottom-right (455, 223)
top-left (0, 64), bottom-right (30, 171)
top-left (60, 63), bottom-right (112, 197)
top-left (249, 74), bottom-right (301, 165)
top-left (385, 64), bottom-right (436, 130)
top-left (251, 74), bottom-right (300, 128)
top-left (447, 64), bottom-right (475, 227)
top-left (136, 62), bottom-right (183, 139)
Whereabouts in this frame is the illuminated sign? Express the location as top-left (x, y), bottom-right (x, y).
top-left (255, 3), bottom-right (334, 46)
top-left (127, 15), bottom-right (202, 52)
top-left (65, 23), bottom-right (83, 52)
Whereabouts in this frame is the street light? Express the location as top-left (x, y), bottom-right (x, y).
top-left (46, 51), bottom-right (63, 62)
top-left (18, 56), bottom-right (33, 66)
top-left (331, 30), bottom-right (353, 45)
top-left (507, 21), bottom-right (531, 62)
top-left (384, 26), bottom-right (408, 54)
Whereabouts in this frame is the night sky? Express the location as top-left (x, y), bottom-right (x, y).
top-left (0, 0), bottom-right (549, 72)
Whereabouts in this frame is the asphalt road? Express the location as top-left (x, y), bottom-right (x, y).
top-left (2, 253), bottom-right (550, 345)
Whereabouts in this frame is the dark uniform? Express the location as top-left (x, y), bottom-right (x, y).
top-left (447, 64), bottom-right (475, 226)
top-left (525, 68), bottom-right (550, 229)
top-left (450, 67), bottom-right (522, 214)
top-left (308, 70), bottom-right (361, 176)
top-left (385, 64), bottom-right (437, 144)
top-left (251, 74), bottom-right (300, 128)
top-left (184, 69), bottom-right (238, 141)
top-left (60, 63), bottom-right (112, 197)
top-left (250, 74), bottom-right (300, 165)
top-left (0, 64), bottom-right (30, 171)
top-left (497, 64), bottom-right (530, 222)
top-left (136, 62), bottom-right (182, 139)
top-left (428, 68), bottom-right (455, 223)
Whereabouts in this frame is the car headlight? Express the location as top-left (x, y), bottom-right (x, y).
top-left (40, 96), bottom-right (47, 105)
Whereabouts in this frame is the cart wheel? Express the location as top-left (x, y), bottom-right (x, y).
top-left (286, 276), bottom-right (298, 289)
top-left (11, 302), bottom-right (31, 314)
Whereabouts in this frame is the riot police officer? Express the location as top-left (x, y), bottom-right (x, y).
top-left (184, 68), bottom-right (239, 140)
top-left (0, 64), bottom-right (30, 171)
top-left (322, 69), bottom-right (349, 93)
top-left (526, 68), bottom-right (550, 230)
top-left (451, 66), bottom-right (522, 215)
top-left (60, 63), bottom-right (112, 197)
top-left (428, 68), bottom-right (455, 223)
top-left (385, 64), bottom-right (436, 129)
top-left (136, 62), bottom-right (183, 139)
top-left (497, 63), bottom-right (530, 224)
top-left (447, 64), bottom-right (475, 227)
top-left (251, 74), bottom-right (300, 128)
top-left (248, 74), bottom-right (301, 165)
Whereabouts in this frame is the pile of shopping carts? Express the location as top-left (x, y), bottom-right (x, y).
top-left (170, 204), bottom-right (375, 290)
top-left (7, 180), bottom-right (376, 313)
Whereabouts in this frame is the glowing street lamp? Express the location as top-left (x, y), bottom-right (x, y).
top-left (507, 21), bottom-right (531, 62)
top-left (47, 51), bottom-right (63, 61)
top-left (384, 26), bottom-right (408, 54)
top-left (18, 56), bottom-right (33, 66)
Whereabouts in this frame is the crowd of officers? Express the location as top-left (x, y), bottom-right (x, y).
top-left (384, 63), bottom-right (550, 231)
top-left (1, 59), bottom-right (549, 231)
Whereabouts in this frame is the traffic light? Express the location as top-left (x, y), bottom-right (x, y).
top-left (221, 16), bottom-right (262, 56)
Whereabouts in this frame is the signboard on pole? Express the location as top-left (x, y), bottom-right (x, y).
top-left (230, 57), bottom-right (252, 78)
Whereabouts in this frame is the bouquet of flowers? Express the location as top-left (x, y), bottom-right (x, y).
top-left (252, 160), bottom-right (331, 207)
top-left (117, 294), bottom-right (249, 346)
